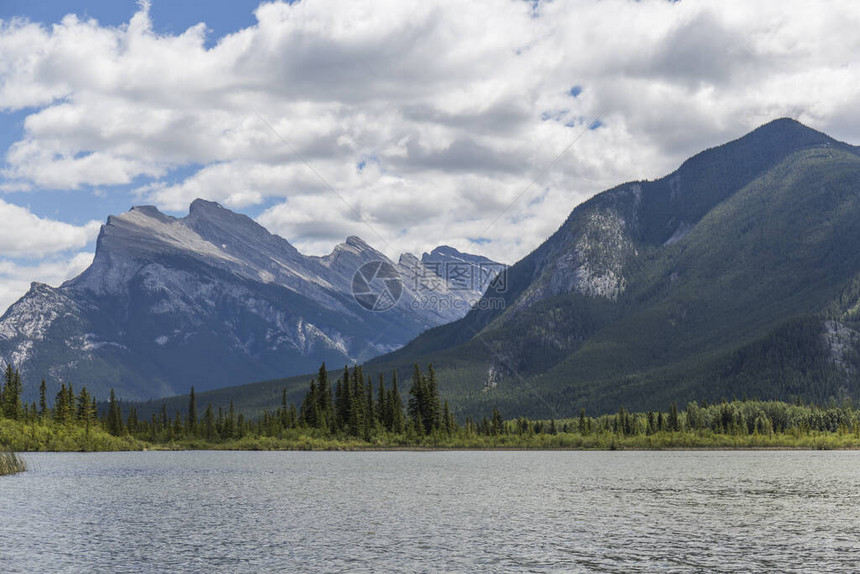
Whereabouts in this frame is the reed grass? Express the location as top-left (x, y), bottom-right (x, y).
top-left (0, 450), bottom-right (26, 475)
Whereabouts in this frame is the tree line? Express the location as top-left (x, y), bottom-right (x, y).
top-left (4, 361), bottom-right (860, 449)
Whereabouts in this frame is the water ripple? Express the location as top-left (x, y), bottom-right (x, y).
top-left (1, 450), bottom-right (859, 572)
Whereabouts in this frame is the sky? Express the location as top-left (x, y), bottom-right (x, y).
top-left (1, 0), bottom-right (859, 312)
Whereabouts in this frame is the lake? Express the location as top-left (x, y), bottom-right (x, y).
top-left (1, 450), bottom-right (858, 572)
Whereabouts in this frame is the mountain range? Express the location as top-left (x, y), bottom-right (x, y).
top-left (0, 199), bottom-right (501, 400)
top-left (355, 118), bottom-right (860, 417)
top-left (6, 118), bottom-right (860, 420)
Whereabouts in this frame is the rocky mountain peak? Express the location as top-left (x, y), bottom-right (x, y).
top-left (188, 198), bottom-right (224, 213)
top-left (1, 198), bottom-right (501, 401)
top-left (422, 245), bottom-right (499, 266)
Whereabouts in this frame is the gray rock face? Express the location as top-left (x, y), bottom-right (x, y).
top-left (503, 183), bottom-right (640, 319)
top-left (0, 200), bottom-right (500, 400)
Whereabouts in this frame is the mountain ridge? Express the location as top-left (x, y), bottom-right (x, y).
top-left (361, 119), bottom-right (860, 417)
top-left (0, 201), bottom-right (502, 401)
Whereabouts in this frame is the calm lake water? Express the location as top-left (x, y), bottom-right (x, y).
top-left (1, 450), bottom-right (859, 572)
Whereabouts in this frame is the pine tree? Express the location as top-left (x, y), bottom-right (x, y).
top-left (408, 364), bottom-right (425, 435)
top-left (225, 401), bottom-right (236, 439)
top-left (348, 367), bottom-right (365, 437)
top-left (76, 387), bottom-right (94, 422)
top-left (364, 378), bottom-right (374, 441)
top-left (150, 413), bottom-right (160, 441)
top-left (280, 388), bottom-right (289, 429)
top-left (317, 363), bottom-right (333, 430)
top-left (390, 371), bottom-right (405, 434)
top-left (491, 408), bottom-right (504, 436)
top-left (442, 400), bottom-right (454, 435)
top-left (54, 383), bottom-right (69, 424)
top-left (300, 379), bottom-right (319, 428)
top-left (335, 366), bottom-right (350, 431)
top-left (173, 410), bottom-right (183, 438)
top-left (377, 374), bottom-right (386, 429)
top-left (39, 379), bottom-right (48, 419)
top-left (77, 387), bottom-right (96, 440)
top-left (107, 389), bottom-right (123, 435)
top-left (65, 383), bottom-right (75, 422)
top-left (288, 404), bottom-right (298, 428)
top-left (203, 403), bottom-right (216, 441)
top-left (668, 402), bottom-right (680, 432)
top-left (2, 365), bottom-right (22, 420)
top-left (127, 406), bottom-right (139, 434)
top-left (237, 413), bottom-right (246, 437)
top-left (425, 364), bottom-right (441, 433)
top-left (187, 386), bottom-right (198, 436)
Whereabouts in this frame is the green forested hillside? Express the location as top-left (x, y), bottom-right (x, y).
top-left (358, 121), bottom-right (860, 418)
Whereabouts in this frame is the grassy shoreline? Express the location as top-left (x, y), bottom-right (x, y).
top-left (5, 387), bottom-right (860, 453)
top-left (6, 426), bottom-right (859, 453)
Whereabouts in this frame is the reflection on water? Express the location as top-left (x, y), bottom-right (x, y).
top-left (1, 450), bottom-right (858, 572)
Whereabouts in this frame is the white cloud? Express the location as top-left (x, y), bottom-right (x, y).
top-left (0, 199), bottom-right (100, 257)
top-left (0, 251), bottom-right (94, 313)
top-left (1, 0), bottom-right (860, 264)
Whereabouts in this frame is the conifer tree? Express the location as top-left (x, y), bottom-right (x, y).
top-left (2, 365), bottom-right (22, 420)
top-left (442, 400), bottom-right (454, 435)
top-left (173, 410), bottom-right (183, 438)
top-left (288, 403), bottom-right (298, 428)
top-left (76, 387), bottom-right (94, 422)
top-left (225, 401), bottom-right (236, 439)
top-left (127, 406), bottom-right (139, 434)
top-left (348, 368), bottom-right (365, 437)
top-left (300, 379), bottom-right (319, 428)
top-left (408, 364), bottom-right (425, 434)
top-left (668, 402), bottom-right (680, 432)
top-left (425, 364), bottom-right (441, 433)
top-left (39, 379), bottom-right (48, 419)
top-left (366, 378), bottom-right (375, 426)
top-left (203, 403), bottom-right (216, 441)
top-left (491, 408), bottom-right (504, 436)
top-left (54, 383), bottom-right (69, 424)
top-left (646, 410), bottom-right (655, 435)
top-left (364, 378), bottom-right (374, 440)
top-left (390, 371), bottom-right (405, 434)
top-left (107, 389), bottom-right (123, 435)
top-left (187, 386), bottom-right (198, 436)
top-left (335, 366), bottom-right (350, 431)
top-left (65, 383), bottom-right (76, 423)
top-left (77, 387), bottom-right (96, 439)
top-left (317, 363), bottom-right (333, 430)
top-left (377, 374), bottom-right (386, 428)
top-left (150, 413), bottom-right (160, 441)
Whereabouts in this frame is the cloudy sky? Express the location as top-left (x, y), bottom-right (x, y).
top-left (0, 0), bottom-right (859, 312)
